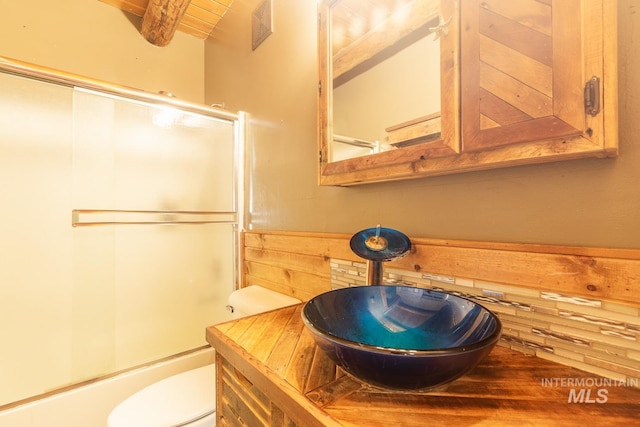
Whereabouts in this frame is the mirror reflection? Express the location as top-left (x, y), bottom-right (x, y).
top-left (329, 0), bottom-right (443, 162)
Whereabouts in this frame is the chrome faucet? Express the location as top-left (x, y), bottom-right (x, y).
top-left (350, 225), bottom-right (411, 285)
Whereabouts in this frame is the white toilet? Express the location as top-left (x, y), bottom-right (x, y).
top-left (107, 285), bottom-right (301, 427)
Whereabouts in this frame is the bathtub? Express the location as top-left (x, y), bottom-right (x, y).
top-left (0, 347), bottom-right (215, 427)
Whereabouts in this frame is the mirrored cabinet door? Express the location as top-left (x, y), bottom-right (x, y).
top-left (318, 0), bottom-right (460, 185)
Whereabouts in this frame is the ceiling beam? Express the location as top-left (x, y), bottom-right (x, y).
top-left (141, 0), bottom-right (192, 46)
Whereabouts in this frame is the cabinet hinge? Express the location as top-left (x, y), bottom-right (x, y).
top-left (584, 76), bottom-right (600, 117)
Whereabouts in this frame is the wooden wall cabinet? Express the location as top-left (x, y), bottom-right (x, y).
top-left (318, 0), bottom-right (617, 186)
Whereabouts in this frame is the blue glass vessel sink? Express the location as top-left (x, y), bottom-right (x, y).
top-left (302, 286), bottom-right (502, 390)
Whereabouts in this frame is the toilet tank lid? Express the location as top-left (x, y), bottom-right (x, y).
top-left (228, 285), bottom-right (301, 316)
top-left (107, 364), bottom-right (215, 427)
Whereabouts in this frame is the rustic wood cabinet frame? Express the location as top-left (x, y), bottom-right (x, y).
top-left (318, 0), bottom-right (617, 186)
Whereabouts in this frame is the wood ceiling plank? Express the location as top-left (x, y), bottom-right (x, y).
top-left (99, 0), bottom-right (232, 41)
top-left (179, 14), bottom-right (217, 35)
top-left (191, 0), bottom-right (231, 16)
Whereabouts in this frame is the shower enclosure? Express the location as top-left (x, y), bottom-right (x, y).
top-left (0, 58), bottom-right (243, 407)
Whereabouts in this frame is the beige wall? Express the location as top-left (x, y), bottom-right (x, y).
top-left (0, 0), bottom-right (205, 103)
top-left (205, 0), bottom-right (640, 249)
top-left (1, 0), bottom-right (636, 248)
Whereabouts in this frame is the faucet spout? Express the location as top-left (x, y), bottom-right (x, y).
top-left (350, 226), bottom-right (411, 286)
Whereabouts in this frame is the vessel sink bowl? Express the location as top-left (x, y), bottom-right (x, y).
top-left (302, 285), bottom-right (501, 390)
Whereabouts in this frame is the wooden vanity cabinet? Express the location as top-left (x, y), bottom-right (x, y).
top-left (217, 355), bottom-right (302, 427)
top-left (208, 305), bottom-right (640, 427)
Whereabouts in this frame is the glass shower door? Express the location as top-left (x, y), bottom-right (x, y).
top-left (70, 88), bottom-right (239, 378)
top-left (0, 70), bottom-right (241, 406)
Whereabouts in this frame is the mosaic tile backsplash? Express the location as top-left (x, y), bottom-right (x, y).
top-left (330, 259), bottom-right (640, 386)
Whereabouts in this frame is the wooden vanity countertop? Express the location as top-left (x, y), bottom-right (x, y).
top-left (206, 304), bottom-right (640, 427)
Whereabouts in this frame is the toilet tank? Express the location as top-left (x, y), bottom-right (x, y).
top-left (227, 285), bottom-right (301, 319)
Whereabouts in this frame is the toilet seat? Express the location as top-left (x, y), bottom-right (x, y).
top-left (107, 364), bottom-right (216, 427)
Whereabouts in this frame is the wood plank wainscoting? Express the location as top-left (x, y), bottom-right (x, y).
top-left (242, 230), bottom-right (640, 305)
top-left (241, 230), bottom-right (640, 381)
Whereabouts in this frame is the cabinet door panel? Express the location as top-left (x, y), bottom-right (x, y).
top-left (461, 0), bottom-right (606, 153)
